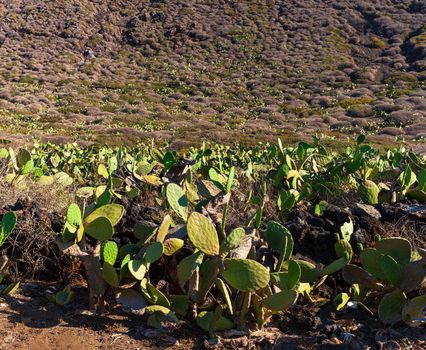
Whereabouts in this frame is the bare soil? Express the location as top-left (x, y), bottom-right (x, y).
top-left (0, 283), bottom-right (424, 350)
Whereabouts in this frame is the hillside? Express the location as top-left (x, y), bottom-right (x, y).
top-left (0, 0), bottom-right (425, 147)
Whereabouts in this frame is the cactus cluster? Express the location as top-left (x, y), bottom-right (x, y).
top-left (337, 237), bottom-right (426, 326)
top-left (0, 138), bottom-right (424, 333)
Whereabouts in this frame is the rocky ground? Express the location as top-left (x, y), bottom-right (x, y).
top-left (0, 0), bottom-right (424, 148)
top-left (1, 189), bottom-right (425, 349)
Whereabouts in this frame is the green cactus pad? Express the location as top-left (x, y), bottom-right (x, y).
top-left (0, 212), bottom-right (17, 246)
top-left (163, 238), bottom-right (184, 256)
top-left (285, 260), bottom-right (302, 289)
top-left (197, 258), bottom-right (220, 302)
top-left (145, 305), bottom-right (179, 323)
top-left (187, 212), bottom-right (220, 256)
top-left (66, 204), bottom-right (82, 227)
top-left (166, 183), bottom-right (189, 221)
top-left (119, 244), bottom-right (139, 258)
top-left (380, 254), bottom-right (402, 287)
top-left (295, 260), bottom-right (319, 283)
top-left (262, 290), bottom-right (298, 311)
top-left (177, 250), bottom-right (204, 286)
top-left (376, 237), bottom-right (411, 266)
top-left (128, 260), bottom-right (147, 280)
top-left (342, 264), bottom-right (379, 288)
top-left (402, 294), bottom-right (426, 327)
top-left (270, 260), bottom-right (301, 290)
top-left (360, 248), bottom-right (386, 280)
top-left (335, 240), bottom-right (353, 261)
top-left (140, 278), bottom-right (153, 303)
top-left (143, 242), bottom-right (164, 263)
top-left (101, 241), bottom-right (119, 265)
top-left (102, 262), bottom-right (119, 287)
top-left (97, 163), bottom-right (109, 178)
top-left (134, 220), bottom-right (157, 243)
top-left (378, 290), bottom-right (407, 324)
top-left (320, 257), bottom-right (348, 276)
top-left (146, 283), bottom-right (171, 308)
top-left (17, 149), bottom-right (31, 168)
top-left (359, 180), bottom-right (380, 205)
top-left (265, 221), bottom-right (293, 259)
top-left (333, 293), bottom-right (350, 311)
top-left (84, 216), bottom-right (114, 241)
top-left (119, 254), bottom-right (132, 282)
top-left (169, 295), bottom-right (189, 316)
top-left (84, 204), bottom-right (124, 227)
top-left (406, 189), bottom-right (426, 203)
top-left (134, 160), bottom-right (155, 177)
top-left (222, 258), bottom-right (270, 292)
top-left (196, 311), bottom-right (234, 332)
top-left (219, 227), bottom-right (245, 257)
top-left (216, 278), bottom-right (233, 315)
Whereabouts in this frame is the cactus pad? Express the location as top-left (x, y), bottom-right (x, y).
top-left (360, 248), bottom-right (386, 280)
top-left (85, 217), bottom-right (114, 241)
top-left (378, 290), bottom-right (407, 324)
top-left (219, 227), bottom-right (245, 257)
top-left (342, 264), bottom-right (378, 288)
top-left (376, 237), bottom-right (411, 266)
top-left (196, 311), bottom-right (234, 332)
top-left (128, 260), bottom-right (147, 280)
top-left (166, 183), bottom-right (189, 221)
top-left (222, 258), bottom-right (270, 292)
top-left (84, 204), bottom-right (124, 227)
top-left (262, 290), bottom-right (298, 311)
top-left (177, 251), bottom-right (204, 286)
top-left (163, 238), bottom-right (184, 256)
top-left (265, 221), bottom-right (293, 259)
top-left (143, 242), bottom-right (164, 263)
top-left (187, 212), bottom-right (219, 256)
top-left (66, 203), bottom-right (82, 227)
top-left (101, 241), bottom-right (119, 266)
top-left (359, 180), bottom-right (379, 205)
top-left (156, 215), bottom-right (171, 243)
top-left (102, 262), bottom-right (119, 287)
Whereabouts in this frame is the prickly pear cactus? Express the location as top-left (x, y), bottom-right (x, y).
top-left (83, 204), bottom-right (125, 227)
top-left (265, 221), bottom-right (293, 260)
top-left (262, 290), bottom-right (298, 311)
top-left (378, 290), bottom-right (407, 325)
top-left (222, 258), bottom-right (270, 292)
top-left (166, 183), bottom-right (189, 221)
top-left (101, 241), bottom-right (118, 266)
top-left (0, 212), bottom-right (17, 247)
top-left (85, 217), bottom-right (114, 241)
top-left (163, 238), bottom-right (184, 256)
top-left (66, 203), bottom-right (82, 227)
top-left (219, 227), bottom-right (245, 257)
top-left (187, 212), bottom-right (219, 256)
top-left (359, 180), bottom-right (380, 205)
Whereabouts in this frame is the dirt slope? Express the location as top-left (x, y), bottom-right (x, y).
top-left (0, 1), bottom-right (424, 147)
